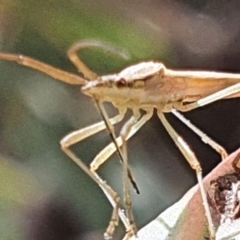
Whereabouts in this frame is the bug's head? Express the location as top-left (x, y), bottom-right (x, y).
top-left (81, 61), bottom-right (165, 103)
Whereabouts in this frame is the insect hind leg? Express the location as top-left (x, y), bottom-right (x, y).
top-left (174, 82), bottom-right (240, 113)
top-left (157, 111), bottom-right (215, 240)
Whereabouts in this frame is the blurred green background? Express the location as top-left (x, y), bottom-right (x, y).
top-left (1, 1), bottom-right (240, 239)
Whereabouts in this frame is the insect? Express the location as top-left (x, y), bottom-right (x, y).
top-left (1, 40), bottom-right (240, 240)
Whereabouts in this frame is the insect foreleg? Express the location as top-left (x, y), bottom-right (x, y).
top-left (157, 111), bottom-right (215, 240)
top-left (95, 101), bottom-right (142, 237)
top-left (61, 112), bottom-right (125, 147)
top-left (90, 110), bottom-right (153, 171)
top-left (171, 109), bottom-right (228, 159)
top-left (95, 100), bottom-right (140, 195)
top-left (118, 111), bottom-right (142, 237)
top-left (90, 112), bottom-right (153, 236)
top-left (60, 144), bottom-right (123, 239)
top-left (60, 114), bottom-right (129, 239)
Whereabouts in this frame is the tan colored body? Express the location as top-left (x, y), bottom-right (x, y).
top-left (82, 61), bottom-right (240, 112)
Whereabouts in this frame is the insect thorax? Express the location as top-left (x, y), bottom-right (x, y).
top-left (81, 61), bottom-right (187, 110)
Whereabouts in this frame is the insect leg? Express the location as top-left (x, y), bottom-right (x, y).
top-left (60, 145), bottom-right (123, 239)
top-left (114, 110), bottom-right (145, 237)
top-left (178, 82), bottom-right (240, 112)
top-left (60, 114), bottom-right (126, 239)
top-left (0, 53), bottom-right (86, 85)
top-left (68, 40), bottom-right (130, 80)
top-left (95, 101), bottom-right (142, 237)
top-left (91, 112), bottom-right (153, 239)
top-left (157, 111), bottom-right (215, 240)
top-left (90, 110), bottom-right (153, 172)
top-left (171, 109), bottom-right (228, 159)
top-left (95, 101), bottom-right (140, 194)
top-left (61, 111), bottom-right (125, 147)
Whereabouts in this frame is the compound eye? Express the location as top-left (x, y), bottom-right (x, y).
top-left (116, 78), bottom-right (127, 88)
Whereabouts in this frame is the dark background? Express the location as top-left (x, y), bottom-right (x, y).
top-left (1, 1), bottom-right (240, 239)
